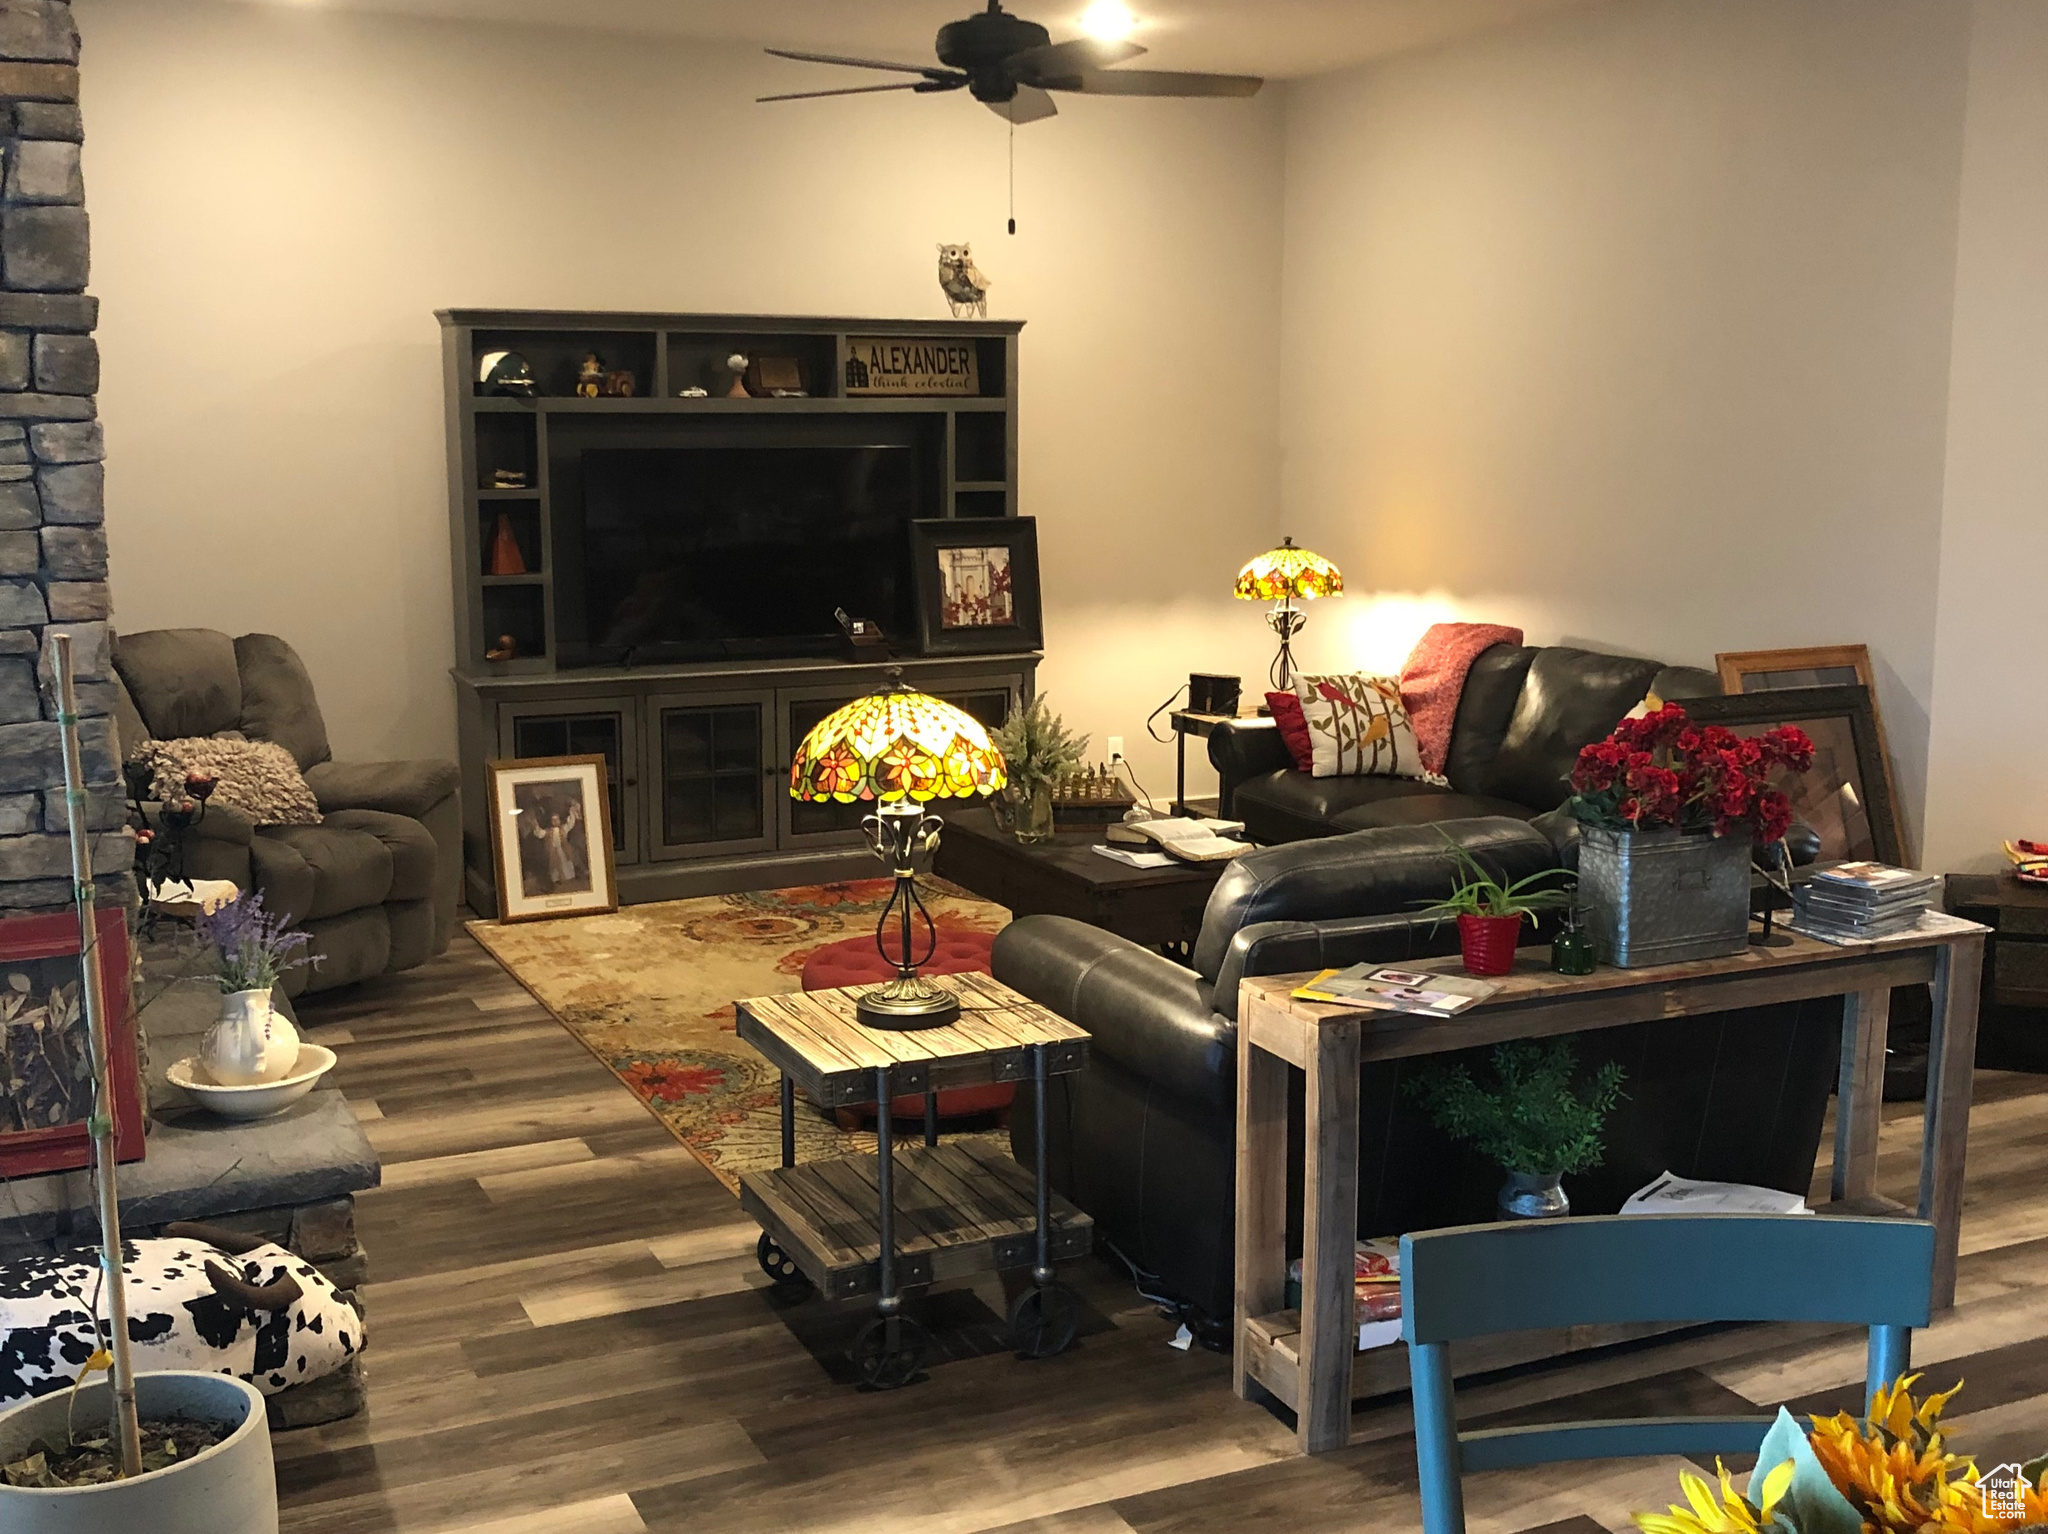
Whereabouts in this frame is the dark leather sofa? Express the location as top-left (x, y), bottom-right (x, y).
top-left (1211, 643), bottom-right (1721, 849)
top-left (995, 818), bottom-right (1843, 1325)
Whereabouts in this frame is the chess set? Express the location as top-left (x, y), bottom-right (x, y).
top-left (1049, 764), bottom-right (1138, 825)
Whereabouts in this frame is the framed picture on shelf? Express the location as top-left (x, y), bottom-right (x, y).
top-left (0, 907), bottom-right (144, 1178)
top-left (909, 517), bottom-right (1042, 656)
top-left (486, 755), bottom-right (619, 923)
top-left (1684, 685), bottom-right (1905, 866)
top-left (1713, 643), bottom-right (1908, 862)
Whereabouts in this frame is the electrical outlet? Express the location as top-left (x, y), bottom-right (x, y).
top-left (1107, 736), bottom-right (1125, 761)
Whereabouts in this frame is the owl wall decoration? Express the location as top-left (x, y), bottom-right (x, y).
top-left (937, 243), bottom-right (992, 319)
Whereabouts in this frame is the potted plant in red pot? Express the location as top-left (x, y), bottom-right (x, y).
top-left (1421, 837), bottom-right (1574, 976)
top-left (1567, 705), bottom-right (1814, 968)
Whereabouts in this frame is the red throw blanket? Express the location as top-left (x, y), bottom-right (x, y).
top-left (1399, 622), bottom-right (1524, 775)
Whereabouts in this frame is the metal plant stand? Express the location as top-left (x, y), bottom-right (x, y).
top-left (734, 975), bottom-right (1093, 1388)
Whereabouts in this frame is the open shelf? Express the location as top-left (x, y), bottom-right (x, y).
top-left (473, 328), bottom-right (659, 400)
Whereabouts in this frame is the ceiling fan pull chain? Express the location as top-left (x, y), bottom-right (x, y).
top-left (1008, 114), bottom-right (1017, 234)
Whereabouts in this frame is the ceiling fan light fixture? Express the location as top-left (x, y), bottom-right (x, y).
top-left (1079, 1), bottom-right (1138, 42)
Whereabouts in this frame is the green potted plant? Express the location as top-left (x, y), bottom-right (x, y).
top-left (989, 696), bottom-right (1088, 844)
top-left (1419, 835), bottom-right (1574, 975)
top-left (1409, 1039), bottom-right (1626, 1219)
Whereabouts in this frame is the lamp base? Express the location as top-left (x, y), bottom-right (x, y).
top-left (856, 974), bottom-right (961, 1032)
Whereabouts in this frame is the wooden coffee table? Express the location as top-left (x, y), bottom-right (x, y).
top-left (934, 806), bottom-right (1230, 954)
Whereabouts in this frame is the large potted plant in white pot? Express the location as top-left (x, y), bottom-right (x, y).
top-left (1566, 703), bottom-right (1815, 968)
top-left (0, 636), bottom-right (278, 1533)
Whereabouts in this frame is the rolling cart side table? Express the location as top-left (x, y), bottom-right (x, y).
top-left (734, 970), bottom-right (1093, 1388)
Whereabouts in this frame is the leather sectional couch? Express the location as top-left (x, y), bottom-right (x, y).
top-left (994, 818), bottom-right (1843, 1327)
top-left (1211, 643), bottom-right (1721, 850)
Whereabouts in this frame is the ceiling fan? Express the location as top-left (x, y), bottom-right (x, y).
top-left (757, 0), bottom-right (1264, 125)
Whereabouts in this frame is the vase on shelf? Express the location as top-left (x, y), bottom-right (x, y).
top-left (201, 987), bottom-right (299, 1086)
top-left (1013, 782), bottom-right (1054, 844)
top-left (1497, 1169), bottom-right (1569, 1221)
top-left (1576, 823), bottom-right (1751, 969)
top-left (487, 512), bottom-right (526, 576)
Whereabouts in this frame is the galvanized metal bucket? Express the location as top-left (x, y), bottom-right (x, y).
top-left (1576, 824), bottom-right (1752, 968)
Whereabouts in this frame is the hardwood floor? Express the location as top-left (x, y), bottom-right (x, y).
top-left (276, 934), bottom-right (2048, 1534)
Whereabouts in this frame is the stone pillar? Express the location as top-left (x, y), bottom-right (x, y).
top-left (0, 0), bottom-right (130, 913)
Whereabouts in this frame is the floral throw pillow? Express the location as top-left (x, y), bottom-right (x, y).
top-left (1294, 672), bottom-right (1433, 780)
top-left (132, 737), bottom-right (322, 826)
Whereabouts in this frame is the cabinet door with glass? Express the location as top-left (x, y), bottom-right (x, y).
top-left (497, 697), bottom-right (640, 866)
top-left (644, 688), bottom-right (777, 862)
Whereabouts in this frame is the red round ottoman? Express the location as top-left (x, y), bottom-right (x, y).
top-left (800, 929), bottom-right (1013, 1123)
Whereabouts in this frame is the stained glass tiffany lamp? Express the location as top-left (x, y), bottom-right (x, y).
top-left (790, 674), bottom-right (1007, 1030)
top-left (1234, 536), bottom-right (1343, 689)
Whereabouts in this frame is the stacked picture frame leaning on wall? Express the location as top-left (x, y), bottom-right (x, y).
top-left (1687, 682), bottom-right (1905, 867)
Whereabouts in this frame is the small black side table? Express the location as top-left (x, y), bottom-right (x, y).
top-left (1946, 873), bottom-right (2048, 1072)
top-left (1169, 708), bottom-right (1274, 816)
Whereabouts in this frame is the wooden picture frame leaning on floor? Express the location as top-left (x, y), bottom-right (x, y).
top-left (485, 754), bottom-right (619, 923)
top-left (1714, 643), bottom-right (1911, 866)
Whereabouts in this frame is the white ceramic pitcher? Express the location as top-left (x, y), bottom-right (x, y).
top-left (202, 987), bottom-right (300, 1086)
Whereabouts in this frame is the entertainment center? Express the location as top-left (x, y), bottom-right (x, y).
top-left (438, 310), bottom-right (1038, 908)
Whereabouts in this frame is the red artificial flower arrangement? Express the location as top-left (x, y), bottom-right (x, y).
top-left (1567, 704), bottom-right (1815, 845)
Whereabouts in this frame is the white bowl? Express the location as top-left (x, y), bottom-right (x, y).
top-left (168, 1043), bottom-right (338, 1120)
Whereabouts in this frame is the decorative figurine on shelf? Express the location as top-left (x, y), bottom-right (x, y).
top-left (487, 512), bottom-right (527, 576)
top-left (724, 352), bottom-right (750, 398)
top-left (601, 369), bottom-right (636, 397)
top-left (937, 242), bottom-right (992, 319)
top-left (575, 352), bottom-right (605, 398)
top-left (475, 349), bottom-right (536, 397)
top-left (677, 385), bottom-right (709, 398)
top-left (486, 633), bottom-right (518, 662)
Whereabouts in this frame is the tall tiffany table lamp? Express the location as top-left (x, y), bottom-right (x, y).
top-left (1234, 536), bottom-right (1343, 690)
top-left (789, 674), bottom-right (1007, 1030)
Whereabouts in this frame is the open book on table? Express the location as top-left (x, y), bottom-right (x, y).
top-left (1108, 816), bottom-right (1248, 864)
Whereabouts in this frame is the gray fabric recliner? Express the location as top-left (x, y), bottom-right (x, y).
top-left (111, 628), bottom-right (460, 996)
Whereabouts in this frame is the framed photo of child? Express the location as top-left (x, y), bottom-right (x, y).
top-left (486, 755), bottom-right (618, 923)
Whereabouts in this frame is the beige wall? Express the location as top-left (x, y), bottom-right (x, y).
top-left (1277, 0), bottom-right (1972, 855)
top-left (76, 0), bottom-right (1283, 800)
top-left (1921, 1), bottom-right (2048, 872)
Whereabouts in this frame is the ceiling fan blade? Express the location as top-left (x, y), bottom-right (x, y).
top-left (986, 85), bottom-right (1059, 125)
top-left (1051, 68), bottom-right (1263, 98)
top-left (763, 46), bottom-right (963, 84)
top-left (1005, 37), bottom-right (1145, 83)
top-left (758, 81), bottom-right (932, 103)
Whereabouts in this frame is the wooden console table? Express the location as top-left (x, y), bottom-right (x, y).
top-left (1231, 915), bottom-right (1988, 1454)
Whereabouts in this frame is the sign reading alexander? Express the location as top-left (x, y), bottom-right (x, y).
top-left (844, 336), bottom-right (980, 397)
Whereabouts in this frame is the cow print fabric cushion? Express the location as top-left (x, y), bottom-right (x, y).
top-left (0, 1237), bottom-right (358, 1404)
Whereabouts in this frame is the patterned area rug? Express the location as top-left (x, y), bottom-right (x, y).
top-left (466, 879), bottom-right (1009, 1191)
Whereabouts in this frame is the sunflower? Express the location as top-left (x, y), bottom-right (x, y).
top-left (1637, 1458), bottom-right (1795, 1534)
top-left (1806, 1375), bottom-right (2048, 1532)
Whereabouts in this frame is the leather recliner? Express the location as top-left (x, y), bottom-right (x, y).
top-left (995, 818), bottom-right (1842, 1325)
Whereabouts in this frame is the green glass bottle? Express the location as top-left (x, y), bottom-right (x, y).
top-left (1551, 911), bottom-right (1597, 976)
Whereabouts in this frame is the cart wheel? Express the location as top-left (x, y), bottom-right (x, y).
top-left (1009, 1282), bottom-right (1081, 1359)
top-left (756, 1233), bottom-right (809, 1291)
top-left (850, 1315), bottom-right (929, 1390)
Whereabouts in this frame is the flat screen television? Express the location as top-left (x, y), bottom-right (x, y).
top-left (558, 443), bottom-right (922, 665)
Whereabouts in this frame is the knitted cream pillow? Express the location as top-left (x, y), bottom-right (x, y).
top-left (133, 737), bottom-right (322, 826)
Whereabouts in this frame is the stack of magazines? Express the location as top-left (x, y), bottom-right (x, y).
top-left (1791, 861), bottom-right (1940, 942)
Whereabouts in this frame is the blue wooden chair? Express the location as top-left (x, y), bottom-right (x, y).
top-left (1401, 1213), bottom-right (1936, 1534)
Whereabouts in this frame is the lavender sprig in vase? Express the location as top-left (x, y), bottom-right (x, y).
top-left (194, 892), bottom-right (318, 1085)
